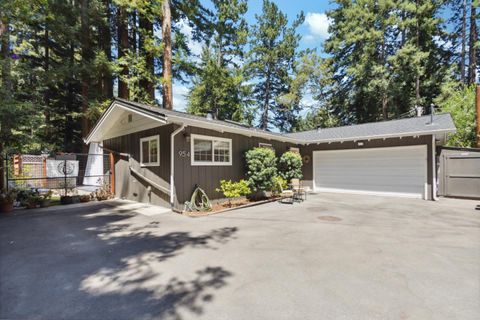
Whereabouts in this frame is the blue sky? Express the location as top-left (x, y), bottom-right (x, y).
top-left (173, 0), bottom-right (335, 111)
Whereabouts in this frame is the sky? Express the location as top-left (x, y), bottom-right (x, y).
top-left (172, 0), bottom-right (335, 112)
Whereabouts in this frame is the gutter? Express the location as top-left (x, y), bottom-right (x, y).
top-left (170, 124), bottom-right (186, 207)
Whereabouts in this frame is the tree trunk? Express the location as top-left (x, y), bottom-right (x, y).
top-left (468, 4), bottom-right (477, 84)
top-left (261, 76), bottom-right (271, 130)
top-left (0, 16), bottom-right (9, 190)
top-left (162, 0), bottom-right (173, 109)
top-left (100, 0), bottom-right (113, 98)
top-left (44, 24), bottom-right (51, 138)
top-left (460, 0), bottom-right (467, 83)
top-left (81, 0), bottom-right (91, 153)
top-left (415, 0), bottom-right (421, 107)
top-left (139, 14), bottom-right (155, 101)
top-left (117, 5), bottom-right (129, 99)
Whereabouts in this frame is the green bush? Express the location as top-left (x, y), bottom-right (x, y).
top-left (216, 179), bottom-right (251, 206)
top-left (271, 176), bottom-right (287, 196)
top-left (245, 147), bottom-right (278, 192)
top-left (278, 151), bottom-right (303, 182)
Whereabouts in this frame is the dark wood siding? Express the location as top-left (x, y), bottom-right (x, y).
top-left (103, 124), bottom-right (175, 207)
top-left (173, 126), bottom-right (295, 208)
top-left (300, 135), bottom-right (434, 199)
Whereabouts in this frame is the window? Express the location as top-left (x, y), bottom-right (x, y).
top-left (191, 134), bottom-right (232, 166)
top-left (140, 135), bottom-right (160, 166)
top-left (259, 142), bottom-right (274, 149)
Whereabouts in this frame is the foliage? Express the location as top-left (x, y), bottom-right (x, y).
top-left (0, 189), bottom-right (18, 204)
top-left (295, 108), bottom-right (341, 132)
top-left (187, 47), bottom-right (252, 123)
top-left (324, 0), bottom-right (450, 124)
top-left (278, 151), bottom-right (303, 182)
top-left (216, 179), bottom-right (251, 206)
top-left (435, 83), bottom-right (477, 147)
top-left (271, 176), bottom-right (287, 196)
top-left (245, 147), bottom-right (277, 192)
top-left (40, 190), bottom-right (53, 201)
top-left (91, 184), bottom-right (113, 201)
top-left (246, 0), bottom-right (304, 131)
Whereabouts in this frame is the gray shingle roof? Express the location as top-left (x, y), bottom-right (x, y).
top-left (284, 113), bottom-right (456, 142)
top-left (114, 98), bottom-right (456, 143)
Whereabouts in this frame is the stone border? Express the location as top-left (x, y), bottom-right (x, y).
top-left (182, 197), bottom-right (283, 217)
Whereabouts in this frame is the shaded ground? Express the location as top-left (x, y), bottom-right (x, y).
top-left (0, 194), bottom-right (479, 320)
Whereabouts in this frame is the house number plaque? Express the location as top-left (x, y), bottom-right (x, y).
top-left (178, 151), bottom-right (190, 158)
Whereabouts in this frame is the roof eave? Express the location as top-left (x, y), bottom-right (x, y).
top-left (302, 128), bottom-right (457, 145)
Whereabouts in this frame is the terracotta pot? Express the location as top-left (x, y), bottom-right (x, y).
top-left (0, 202), bottom-right (14, 213)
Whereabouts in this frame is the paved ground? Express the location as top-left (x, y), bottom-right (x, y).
top-left (1, 194), bottom-right (479, 320)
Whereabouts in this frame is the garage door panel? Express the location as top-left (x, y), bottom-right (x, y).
top-left (313, 146), bottom-right (427, 198)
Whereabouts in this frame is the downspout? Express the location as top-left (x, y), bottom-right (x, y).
top-left (432, 134), bottom-right (438, 200)
top-left (170, 124), bottom-right (185, 208)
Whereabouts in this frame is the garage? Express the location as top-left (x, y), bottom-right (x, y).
top-left (312, 145), bottom-right (428, 199)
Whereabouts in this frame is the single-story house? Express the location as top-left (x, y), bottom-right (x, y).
top-left (85, 98), bottom-right (456, 211)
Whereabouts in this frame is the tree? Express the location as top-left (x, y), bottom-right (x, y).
top-left (187, 47), bottom-right (250, 122)
top-left (162, 0), bottom-right (172, 109)
top-left (187, 0), bottom-right (251, 122)
top-left (324, 0), bottom-right (449, 124)
top-left (247, 0), bottom-right (303, 131)
top-left (436, 83), bottom-right (477, 147)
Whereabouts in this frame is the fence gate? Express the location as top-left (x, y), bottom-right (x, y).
top-left (5, 153), bottom-right (115, 195)
top-left (438, 148), bottom-right (480, 199)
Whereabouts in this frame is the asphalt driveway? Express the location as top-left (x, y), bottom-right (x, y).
top-left (1, 193), bottom-right (479, 320)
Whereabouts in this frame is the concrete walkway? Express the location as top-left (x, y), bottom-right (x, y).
top-left (0, 194), bottom-right (479, 320)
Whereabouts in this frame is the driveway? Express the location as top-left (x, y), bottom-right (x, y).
top-left (1, 194), bottom-right (479, 320)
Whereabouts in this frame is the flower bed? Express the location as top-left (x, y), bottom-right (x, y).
top-left (183, 196), bottom-right (281, 217)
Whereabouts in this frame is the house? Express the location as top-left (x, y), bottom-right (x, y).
top-left (85, 98), bottom-right (456, 211)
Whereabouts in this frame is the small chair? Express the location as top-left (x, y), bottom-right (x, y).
top-left (278, 182), bottom-right (295, 204)
top-left (290, 178), bottom-right (307, 201)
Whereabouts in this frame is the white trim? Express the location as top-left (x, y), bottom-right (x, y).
top-left (140, 135), bottom-right (160, 167)
top-left (432, 135), bottom-right (438, 200)
top-left (166, 114), bottom-right (300, 144)
top-left (170, 124), bottom-right (185, 206)
top-left (312, 145), bottom-right (428, 200)
top-left (190, 134), bottom-right (232, 166)
top-left (305, 129), bottom-right (455, 145)
top-left (85, 102), bottom-right (167, 144)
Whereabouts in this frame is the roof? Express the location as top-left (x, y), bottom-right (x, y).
top-left (284, 113), bottom-right (456, 143)
top-left (87, 98), bottom-right (456, 145)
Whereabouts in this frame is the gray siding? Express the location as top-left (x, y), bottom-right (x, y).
top-left (300, 135), bottom-right (435, 199)
top-left (103, 124), bottom-right (175, 207)
top-left (173, 126), bottom-right (294, 208)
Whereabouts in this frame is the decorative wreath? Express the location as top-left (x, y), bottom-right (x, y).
top-left (302, 155), bottom-right (310, 164)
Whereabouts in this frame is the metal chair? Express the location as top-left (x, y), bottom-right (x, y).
top-left (290, 178), bottom-right (307, 201)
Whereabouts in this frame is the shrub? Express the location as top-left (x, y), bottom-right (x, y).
top-left (278, 151), bottom-right (303, 182)
top-left (245, 147), bottom-right (278, 193)
top-left (216, 179), bottom-right (251, 206)
top-left (271, 176), bottom-right (287, 196)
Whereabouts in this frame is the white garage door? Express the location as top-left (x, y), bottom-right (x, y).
top-left (313, 145), bottom-right (427, 199)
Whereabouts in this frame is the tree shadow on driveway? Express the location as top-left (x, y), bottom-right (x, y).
top-left (0, 203), bottom-right (237, 320)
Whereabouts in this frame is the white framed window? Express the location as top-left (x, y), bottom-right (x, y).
top-left (140, 135), bottom-right (160, 166)
top-left (259, 142), bottom-right (274, 149)
top-left (289, 147), bottom-right (300, 153)
top-left (191, 134), bottom-right (232, 166)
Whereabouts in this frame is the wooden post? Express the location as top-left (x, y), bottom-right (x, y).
top-left (42, 156), bottom-right (47, 188)
top-left (477, 85), bottom-right (480, 148)
top-left (109, 152), bottom-right (115, 195)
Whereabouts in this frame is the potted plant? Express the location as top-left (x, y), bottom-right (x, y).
top-left (25, 193), bottom-right (40, 209)
top-left (80, 194), bottom-right (91, 203)
top-left (0, 189), bottom-right (18, 213)
top-left (39, 190), bottom-right (53, 208)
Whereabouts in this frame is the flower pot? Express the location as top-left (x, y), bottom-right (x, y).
top-left (60, 196), bottom-right (73, 205)
top-left (0, 202), bottom-right (14, 213)
top-left (26, 203), bottom-right (37, 209)
top-left (39, 200), bottom-right (51, 208)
